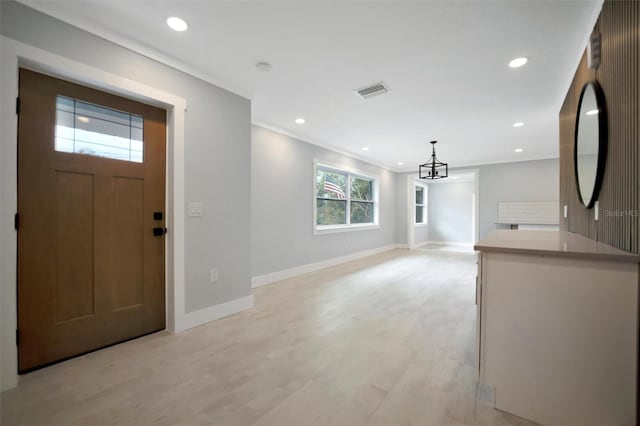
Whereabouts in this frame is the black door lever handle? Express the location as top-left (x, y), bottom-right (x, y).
top-left (153, 227), bottom-right (167, 236)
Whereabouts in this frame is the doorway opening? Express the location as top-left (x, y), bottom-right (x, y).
top-left (406, 170), bottom-right (479, 249)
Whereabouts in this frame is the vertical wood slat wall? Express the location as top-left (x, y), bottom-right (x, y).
top-left (559, 0), bottom-right (639, 253)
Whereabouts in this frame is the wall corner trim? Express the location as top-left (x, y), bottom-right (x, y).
top-left (178, 294), bottom-right (254, 332)
top-left (251, 244), bottom-right (403, 289)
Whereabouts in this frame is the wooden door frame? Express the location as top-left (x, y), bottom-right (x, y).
top-left (0, 36), bottom-right (189, 391)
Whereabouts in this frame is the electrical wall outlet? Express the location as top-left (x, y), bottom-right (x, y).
top-left (209, 268), bottom-right (218, 283)
top-left (563, 205), bottom-right (568, 218)
top-left (188, 202), bottom-right (203, 217)
top-left (594, 201), bottom-right (599, 221)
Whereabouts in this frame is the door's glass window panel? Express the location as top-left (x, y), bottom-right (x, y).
top-left (54, 95), bottom-right (144, 163)
top-left (56, 96), bottom-right (74, 113)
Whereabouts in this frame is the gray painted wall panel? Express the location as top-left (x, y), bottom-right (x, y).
top-left (477, 159), bottom-right (559, 238)
top-left (414, 225), bottom-right (429, 244)
top-left (395, 175), bottom-right (408, 245)
top-left (252, 126), bottom-right (396, 276)
top-left (1, 1), bottom-right (252, 313)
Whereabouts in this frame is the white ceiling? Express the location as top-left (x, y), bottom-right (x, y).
top-left (21, 0), bottom-right (601, 171)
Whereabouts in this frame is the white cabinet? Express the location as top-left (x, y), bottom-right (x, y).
top-left (475, 230), bottom-right (639, 426)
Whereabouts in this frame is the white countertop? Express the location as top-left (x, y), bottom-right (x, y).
top-left (474, 230), bottom-right (640, 263)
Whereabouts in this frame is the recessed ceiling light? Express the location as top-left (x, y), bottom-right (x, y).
top-left (586, 109), bottom-right (599, 116)
top-left (513, 122), bottom-right (524, 128)
top-left (397, 162), bottom-right (404, 166)
top-left (509, 57), bottom-right (528, 68)
top-left (77, 116), bottom-right (89, 123)
top-left (515, 148), bottom-right (524, 153)
top-left (166, 16), bottom-right (188, 32)
top-left (362, 147), bottom-right (369, 151)
top-left (256, 62), bottom-right (272, 72)
top-left (295, 118), bottom-right (305, 124)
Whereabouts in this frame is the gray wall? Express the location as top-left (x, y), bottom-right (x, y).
top-left (252, 126), bottom-right (396, 276)
top-left (477, 158), bottom-right (559, 238)
top-left (1, 1), bottom-right (252, 313)
top-left (414, 225), bottom-right (429, 244)
top-left (427, 181), bottom-right (475, 243)
top-left (394, 174), bottom-right (408, 245)
top-left (394, 176), bottom-right (429, 246)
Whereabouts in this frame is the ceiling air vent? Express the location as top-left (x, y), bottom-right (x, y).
top-left (354, 81), bottom-right (391, 99)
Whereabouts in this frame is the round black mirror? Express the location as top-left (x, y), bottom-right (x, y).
top-left (574, 81), bottom-right (607, 208)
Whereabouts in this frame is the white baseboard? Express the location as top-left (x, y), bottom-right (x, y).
top-left (409, 241), bottom-right (429, 249)
top-left (426, 240), bottom-right (474, 248)
top-left (252, 244), bottom-right (401, 288)
top-left (179, 294), bottom-right (254, 331)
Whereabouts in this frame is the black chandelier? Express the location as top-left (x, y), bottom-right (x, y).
top-left (419, 140), bottom-right (448, 179)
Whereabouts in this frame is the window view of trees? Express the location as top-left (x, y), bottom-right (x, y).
top-left (350, 177), bottom-right (374, 223)
top-left (316, 166), bottom-right (375, 227)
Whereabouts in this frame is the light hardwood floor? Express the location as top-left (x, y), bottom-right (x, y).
top-left (1, 248), bottom-right (537, 426)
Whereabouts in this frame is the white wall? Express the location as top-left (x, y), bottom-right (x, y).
top-left (427, 181), bottom-right (475, 243)
top-left (251, 126), bottom-right (396, 278)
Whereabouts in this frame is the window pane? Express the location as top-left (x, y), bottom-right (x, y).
top-left (351, 201), bottom-right (374, 224)
top-left (416, 186), bottom-right (424, 205)
top-left (317, 199), bottom-right (347, 225)
top-left (54, 95), bottom-right (144, 163)
top-left (416, 206), bottom-right (424, 223)
top-left (316, 168), bottom-right (347, 199)
top-left (351, 177), bottom-right (373, 201)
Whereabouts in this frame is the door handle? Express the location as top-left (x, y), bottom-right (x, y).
top-left (153, 227), bottom-right (167, 236)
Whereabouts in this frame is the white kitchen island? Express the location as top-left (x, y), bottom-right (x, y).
top-left (475, 230), bottom-right (640, 426)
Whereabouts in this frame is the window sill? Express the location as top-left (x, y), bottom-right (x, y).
top-left (314, 223), bottom-right (380, 235)
top-left (415, 223), bottom-right (428, 228)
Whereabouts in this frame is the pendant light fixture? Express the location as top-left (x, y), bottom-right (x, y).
top-left (419, 140), bottom-right (448, 179)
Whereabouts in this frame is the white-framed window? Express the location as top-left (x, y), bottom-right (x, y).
top-left (415, 183), bottom-right (427, 225)
top-left (314, 161), bottom-right (379, 234)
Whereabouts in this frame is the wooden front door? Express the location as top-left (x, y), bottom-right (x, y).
top-left (17, 69), bottom-right (167, 373)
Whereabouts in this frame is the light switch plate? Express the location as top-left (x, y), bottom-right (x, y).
top-left (563, 205), bottom-right (568, 218)
top-left (188, 202), bottom-right (203, 217)
top-left (594, 201), bottom-right (599, 221)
